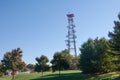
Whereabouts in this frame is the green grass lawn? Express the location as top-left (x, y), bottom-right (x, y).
top-left (0, 70), bottom-right (120, 80)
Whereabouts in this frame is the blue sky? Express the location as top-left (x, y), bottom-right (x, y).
top-left (0, 0), bottom-right (120, 64)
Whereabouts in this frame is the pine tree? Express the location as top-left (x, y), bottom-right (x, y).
top-left (108, 13), bottom-right (120, 70)
top-left (80, 38), bottom-right (114, 73)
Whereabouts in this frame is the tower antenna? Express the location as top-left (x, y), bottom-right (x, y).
top-left (66, 13), bottom-right (77, 57)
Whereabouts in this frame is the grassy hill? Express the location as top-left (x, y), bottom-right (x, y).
top-left (0, 70), bottom-right (120, 80)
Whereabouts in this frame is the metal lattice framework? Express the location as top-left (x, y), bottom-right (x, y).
top-left (66, 13), bottom-right (77, 57)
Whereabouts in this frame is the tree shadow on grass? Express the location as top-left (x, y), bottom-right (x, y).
top-left (30, 72), bottom-right (86, 80)
top-left (30, 72), bottom-right (120, 80)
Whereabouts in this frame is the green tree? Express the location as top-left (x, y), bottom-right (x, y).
top-left (35, 55), bottom-right (49, 76)
top-left (69, 55), bottom-right (79, 70)
top-left (61, 49), bottom-right (79, 70)
top-left (51, 49), bottom-right (79, 71)
top-left (50, 51), bottom-right (69, 72)
top-left (1, 48), bottom-right (27, 80)
top-left (27, 64), bottom-right (35, 71)
top-left (0, 63), bottom-right (4, 76)
top-left (108, 13), bottom-right (120, 70)
top-left (80, 38), bottom-right (114, 73)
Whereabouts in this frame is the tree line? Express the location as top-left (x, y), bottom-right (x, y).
top-left (34, 49), bottom-right (79, 76)
top-left (0, 48), bottom-right (79, 78)
top-left (80, 13), bottom-right (120, 74)
top-left (0, 13), bottom-right (120, 78)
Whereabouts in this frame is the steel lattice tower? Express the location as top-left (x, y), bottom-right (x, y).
top-left (66, 13), bottom-right (77, 57)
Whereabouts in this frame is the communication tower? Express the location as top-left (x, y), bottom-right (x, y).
top-left (66, 13), bottom-right (77, 57)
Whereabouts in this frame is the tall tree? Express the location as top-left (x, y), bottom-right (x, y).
top-left (1, 48), bottom-right (27, 80)
top-left (108, 13), bottom-right (120, 70)
top-left (35, 55), bottom-right (49, 76)
top-left (80, 38), bottom-right (115, 73)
